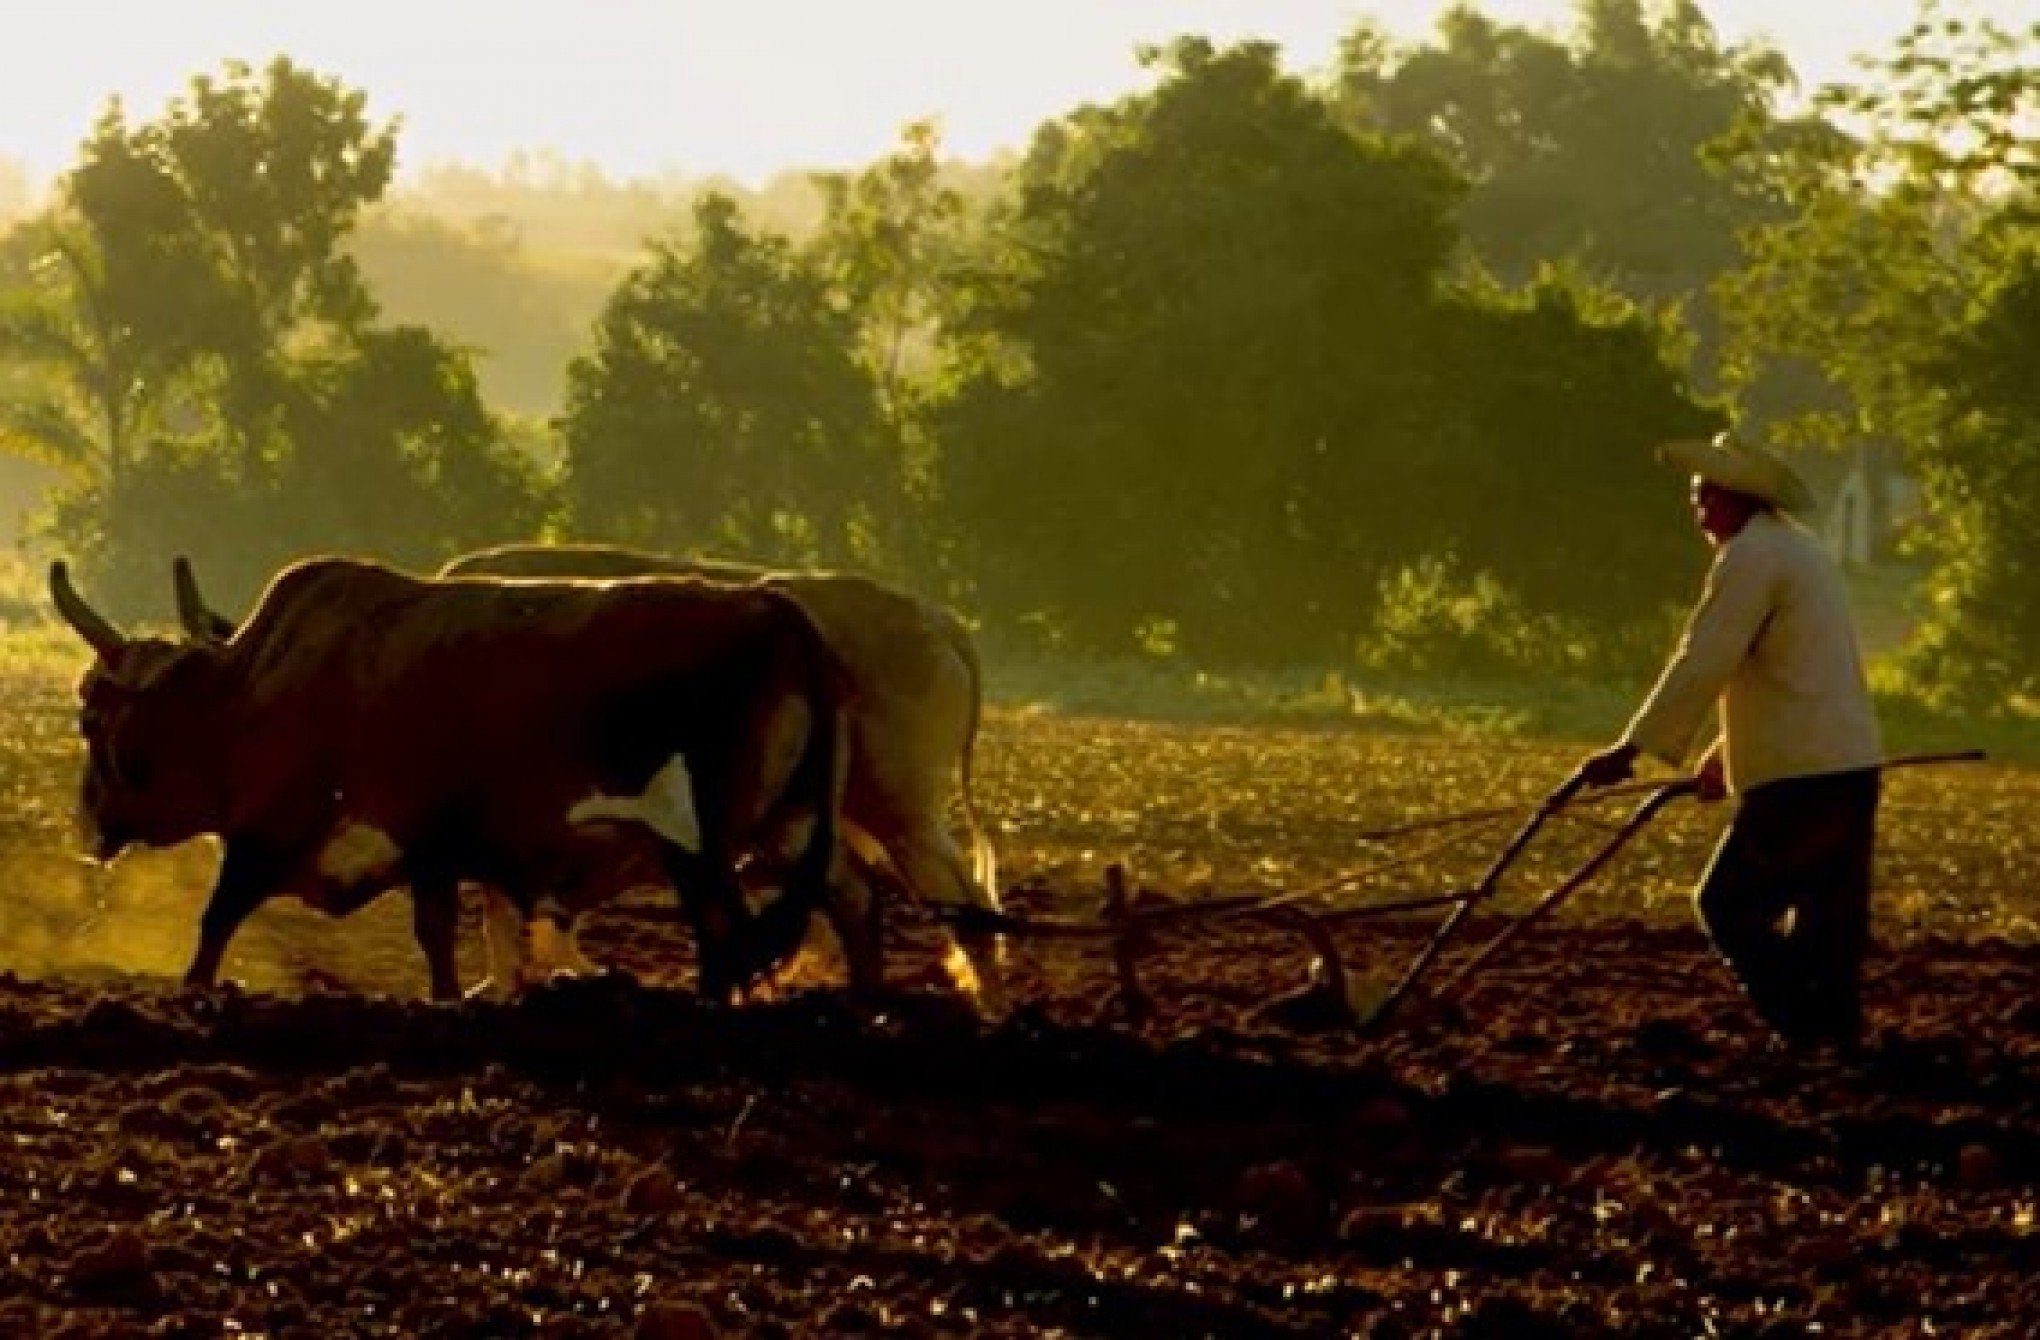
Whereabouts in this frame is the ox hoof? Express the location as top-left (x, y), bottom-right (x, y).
top-left (522, 966), bottom-right (587, 993)
top-left (469, 965), bottom-right (597, 1004)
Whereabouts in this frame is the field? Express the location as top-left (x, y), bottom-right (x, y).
top-left (3, 662), bottom-right (2040, 1337)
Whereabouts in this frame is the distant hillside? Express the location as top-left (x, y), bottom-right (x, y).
top-left (392, 154), bottom-right (835, 264)
top-left (349, 208), bottom-right (622, 418)
top-left (0, 454), bottom-right (59, 549)
top-left (365, 153), bottom-right (1007, 418)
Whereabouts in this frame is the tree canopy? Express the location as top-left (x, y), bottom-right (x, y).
top-left (9, 16), bottom-right (2032, 705)
top-left (935, 38), bottom-right (1712, 665)
top-left (0, 58), bottom-right (537, 613)
top-left (558, 193), bottom-right (893, 569)
top-left (1714, 6), bottom-right (2040, 705)
top-left (1334, 0), bottom-right (1793, 304)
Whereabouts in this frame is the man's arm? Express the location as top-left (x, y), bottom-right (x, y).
top-left (1622, 538), bottom-right (1776, 768)
top-left (1578, 539), bottom-right (1774, 790)
top-left (1693, 735), bottom-right (1727, 801)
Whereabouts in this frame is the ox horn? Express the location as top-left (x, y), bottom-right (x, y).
top-left (172, 556), bottom-right (234, 644)
top-left (48, 561), bottom-right (126, 656)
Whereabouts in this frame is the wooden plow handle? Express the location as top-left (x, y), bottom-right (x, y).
top-left (919, 748), bottom-right (1986, 1034)
top-left (1370, 747), bottom-right (1989, 1029)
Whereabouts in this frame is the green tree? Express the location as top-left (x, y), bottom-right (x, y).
top-left (806, 121), bottom-right (976, 573)
top-left (1906, 246), bottom-right (2040, 702)
top-left (1423, 270), bottom-right (1716, 638)
top-left (138, 57), bottom-right (395, 474)
top-left (1334, 0), bottom-right (1792, 302)
top-left (0, 115), bottom-right (224, 499)
top-left (0, 60), bottom-right (540, 612)
top-left (559, 193), bottom-right (891, 567)
top-left (937, 38), bottom-right (1712, 668)
top-left (809, 120), bottom-right (968, 433)
top-left (1712, 119), bottom-right (1958, 451)
top-left (939, 39), bottom-right (1467, 663)
top-left (1715, 5), bottom-right (2040, 704)
top-left (271, 325), bottom-right (546, 572)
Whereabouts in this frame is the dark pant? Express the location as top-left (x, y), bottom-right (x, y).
top-left (1694, 768), bottom-right (1881, 1045)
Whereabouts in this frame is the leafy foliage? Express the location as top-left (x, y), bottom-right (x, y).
top-left (0, 60), bottom-right (540, 614)
top-left (558, 193), bottom-right (892, 568)
top-left (809, 121), bottom-right (968, 431)
top-left (1333, 0), bottom-right (1793, 302)
top-left (1902, 244), bottom-right (2040, 704)
top-left (939, 39), bottom-right (1466, 663)
top-left (937, 39), bottom-right (1713, 667)
top-left (1422, 271), bottom-right (1715, 631)
top-left (27, 21), bottom-right (2040, 703)
top-left (271, 325), bottom-right (546, 566)
top-left (1714, 5), bottom-right (2040, 705)
top-left (806, 122), bottom-right (981, 573)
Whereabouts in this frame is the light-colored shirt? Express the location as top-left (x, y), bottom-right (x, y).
top-left (1623, 510), bottom-right (1882, 793)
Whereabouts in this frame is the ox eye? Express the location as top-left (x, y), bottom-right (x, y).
top-left (86, 716), bottom-right (149, 791)
top-left (100, 741), bottom-right (150, 791)
top-left (88, 734), bottom-right (119, 778)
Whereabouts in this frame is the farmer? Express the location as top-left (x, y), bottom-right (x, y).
top-left (1577, 432), bottom-right (1884, 1048)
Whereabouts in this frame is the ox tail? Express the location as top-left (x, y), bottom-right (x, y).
top-left (741, 637), bottom-right (854, 989)
top-left (776, 622), bottom-right (855, 920)
top-left (791, 679), bottom-right (851, 915)
top-left (950, 613), bottom-right (1002, 910)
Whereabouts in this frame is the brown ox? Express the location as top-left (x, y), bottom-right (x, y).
top-left (52, 556), bottom-right (864, 1001)
top-left (431, 544), bottom-right (1006, 999)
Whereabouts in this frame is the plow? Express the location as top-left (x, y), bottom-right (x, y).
top-left (926, 749), bottom-right (1985, 1032)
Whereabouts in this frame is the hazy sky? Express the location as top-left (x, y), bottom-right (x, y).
top-left (0, 1), bottom-right (1991, 189)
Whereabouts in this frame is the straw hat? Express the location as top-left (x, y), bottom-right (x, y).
top-left (1657, 431), bottom-right (1814, 512)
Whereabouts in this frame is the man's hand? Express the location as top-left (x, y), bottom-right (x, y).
top-left (1577, 741), bottom-right (1639, 790)
top-left (1695, 748), bottom-right (1728, 803)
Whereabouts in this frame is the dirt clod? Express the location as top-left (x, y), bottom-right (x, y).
top-left (635, 1299), bottom-right (719, 1340)
top-left (621, 1163), bottom-right (686, 1214)
top-left (61, 1229), bottom-right (154, 1298)
top-left (1957, 1142), bottom-right (2003, 1190)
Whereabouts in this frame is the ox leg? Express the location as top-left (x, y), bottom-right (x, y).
top-left (185, 843), bottom-right (280, 990)
top-left (473, 887), bottom-right (528, 1000)
top-left (821, 863), bottom-right (883, 998)
top-left (526, 910), bottom-right (599, 984)
top-left (733, 835), bottom-right (885, 997)
top-left (885, 827), bottom-right (1010, 1016)
top-left (664, 846), bottom-right (752, 1003)
top-left (410, 876), bottom-right (462, 1002)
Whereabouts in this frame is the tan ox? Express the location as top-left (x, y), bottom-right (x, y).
top-left (436, 544), bottom-right (1006, 1003)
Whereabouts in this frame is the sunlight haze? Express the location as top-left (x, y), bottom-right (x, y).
top-left (0, 0), bottom-right (1999, 192)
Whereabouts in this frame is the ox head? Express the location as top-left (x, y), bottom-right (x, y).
top-left (50, 561), bottom-right (233, 859)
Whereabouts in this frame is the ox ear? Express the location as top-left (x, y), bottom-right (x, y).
top-left (171, 557), bottom-right (236, 644)
top-left (48, 561), bottom-right (126, 657)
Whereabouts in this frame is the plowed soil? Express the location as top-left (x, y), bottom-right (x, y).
top-left (2, 671), bottom-right (2038, 1337)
